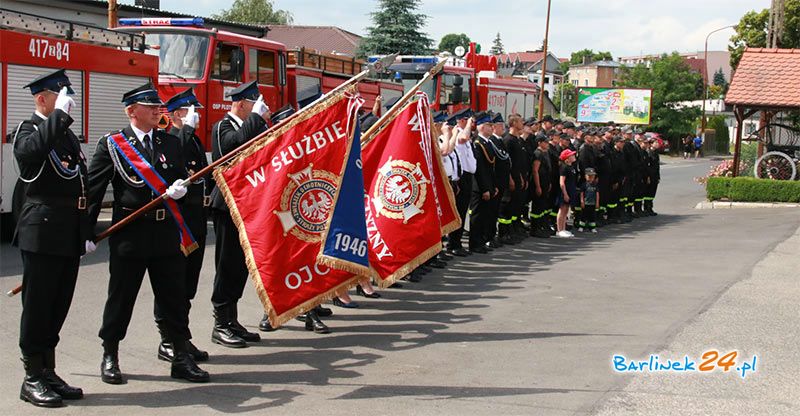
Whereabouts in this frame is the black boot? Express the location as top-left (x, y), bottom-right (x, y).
top-left (211, 306), bottom-right (247, 348)
top-left (304, 309), bottom-right (330, 334)
top-left (42, 349), bottom-right (83, 400)
top-left (170, 342), bottom-right (210, 383)
top-left (229, 305), bottom-right (261, 343)
top-left (156, 322), bottom-right (175, 362)
top-left (533, 218), bottom-right (551, 238)
top-left (315, 305), bottom-right (333, 317)
top-left (186, 340), bottom-right (209, 362)
top-left (259, 313), bottom-right (277, 332)
top-left (100, 342), bottom-right (124, 385)
top-left (20, 354), bottom-right (63, 408)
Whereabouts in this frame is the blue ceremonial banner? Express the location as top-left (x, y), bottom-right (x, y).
top-left (318, 120), bottom-right (371, 273)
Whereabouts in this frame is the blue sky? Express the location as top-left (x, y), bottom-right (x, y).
top-left (120, 0), bottom-right (770, 58)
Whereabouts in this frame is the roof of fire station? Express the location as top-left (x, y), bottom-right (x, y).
top-left (726, 47), bottom-right (800, 108)
top-left (266, 25), bottom-right (362, 57)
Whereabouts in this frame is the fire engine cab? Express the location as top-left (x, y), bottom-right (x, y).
top-left (0, 8), bottom-right (159, 232)
top-left (115, 18), bottom-right (403, 148)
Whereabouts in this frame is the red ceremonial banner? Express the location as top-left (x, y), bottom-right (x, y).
top-left (213, 86), bottom-right (366, 326)
top-left (360, 94), bottom-right (448, 286)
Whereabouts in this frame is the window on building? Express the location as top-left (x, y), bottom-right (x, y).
top-left (572, 80), bottom-right (578, 86)
top-left (249, 49), bottom-right (275, 86)
top-left (212, 43), bottom-right (244, 82)
top-left (584, 79), bottom-right (589, 86)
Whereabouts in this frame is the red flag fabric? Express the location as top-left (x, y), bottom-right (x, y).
top-left (360, 93), bottom-right (446, 287)
top-left (213, 86), bottom-right (366, 326)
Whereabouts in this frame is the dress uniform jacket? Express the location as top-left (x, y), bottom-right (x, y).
top-left (87, 127), bottom-right (188, 258)
top-left (209, 113), bottom-right (267, 212)
top-left (168, 124), bottom-right (209, 238)
top-left (13, 111), bottom-right (90, 256)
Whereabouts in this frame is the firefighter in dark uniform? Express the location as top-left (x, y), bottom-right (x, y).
top-left (489, 113), bottom-right (511, 247)
top-left (498, 114), bottom-right (527, 243)
top-left (546, 128), bottom-right (562, 234)
top-left (469, 112), bottom-right (498, 253)
top-left (209, 80), bottom-right (269, 347)
top-left (577, 130), bottom-right (598, 228)
top-left (87, 82), bottom-right (209, 384)
top-left (621, 128), bottom-right (642, 222)
top-left (596, 128), bottom-right (614, 224)
top-left (633, 132), bottom-right (649, 216)
top-left (13, 70), bottom-right (89, 407)
top-left (156, 88), bottom-right (210, 362)
top-left (609, 136), bottom-right (628, 223)
top-left (529, 133), bottom-right (552, 238)
top-left (645, 137), bottom-right (661, 215)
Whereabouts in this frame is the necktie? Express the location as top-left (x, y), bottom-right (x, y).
top-left (143, 134), bottom-right (153, 160)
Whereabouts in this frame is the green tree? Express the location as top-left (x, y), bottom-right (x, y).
top-left (713, 68), bottom-right (727, 87)
top-left (438, 33), bottom-right (471, 55)
top-left (489, 32), bottom-right (505, 55)
top-left (729, 1), bottom-right (800, 69)
top-left (707, 115), bottom-right (730, 154)
top-left (554, 82), bottom-right (577, 117)
top-left (617, 52), bottom-right (703, 138)
top-left (212, 0), bottom-right (293, 24)
top-left (357, 0), bottom-right (433, 58)
top-left (560, 49), bottom-right (613, 73)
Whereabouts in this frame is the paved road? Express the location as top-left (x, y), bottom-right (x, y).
top-left (1, 157), bottom-right (797, 415)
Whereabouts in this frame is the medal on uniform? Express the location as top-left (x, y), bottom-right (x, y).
top-left (159, 154), bottom-right (167, 169)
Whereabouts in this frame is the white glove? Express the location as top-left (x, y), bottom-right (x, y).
top-left (181, 105), bottom-right (200, 128)
top-left (251, 95), bottom-right (269, 116)
top-left (166, 179), bottom-right (187, 199)
top-left (55, 87), bottom-right (75, 114)
top-left (84, 240), bottom-right (97, 255)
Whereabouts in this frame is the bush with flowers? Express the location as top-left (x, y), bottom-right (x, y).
top-left (694, 159), bottom-right (748, 185)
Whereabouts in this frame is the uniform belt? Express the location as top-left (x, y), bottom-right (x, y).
top-left (120, 206), bottom-right (167, 221)
top-left (26, 195), bottom-right (87, 210)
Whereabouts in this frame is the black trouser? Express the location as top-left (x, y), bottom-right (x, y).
top-left (488, 188), bottom-right (504, 241)
top-left (211, 211), bottom-right (250, 309)
top-left (447, 174), bottom-right (472, 250)
top-left (99, 251), bottom-right (189, 344)
top-left (645, 180), bottom-right (659, 211)
top-left (634, 174), bottom-right (647, 212)
top-left (19, 251), bottom-right (79, 355)
top-left (499, 187), bottom-right (526, 234)
top-left (598, 176), bottom-right (611, 218)
top-left (581, 206), bottom-right (597, 229)
top-left (608, 181), bottom-right (622, 219)
top-left (469, 192), bottom-right (493, 249)
top-left (154, 234), bottom-right (205, 332)
top-left (621, 175), bottom-right (635, 213)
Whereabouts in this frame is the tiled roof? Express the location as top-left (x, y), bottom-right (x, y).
top-left (496, 52), bottom-right (544, 64)
top-left (726, 48), bottom-right (800, 108)
top-left (267, 25), bottom-right (362, 56)
top-left (682, 57), bottom-right (708, 83)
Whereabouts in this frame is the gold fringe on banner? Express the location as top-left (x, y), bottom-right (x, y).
top-left (375, 242), bottom-right (443, 289)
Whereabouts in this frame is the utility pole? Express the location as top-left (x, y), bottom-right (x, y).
top-left (537, 0), bottom-right (552, 120)
top-left (768, 0), bottom-right (785, 48)
top-left (108, 0), bottom-right (118, 28)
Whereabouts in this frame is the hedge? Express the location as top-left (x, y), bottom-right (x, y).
top-left (706, 177), bottom-right (800, 202)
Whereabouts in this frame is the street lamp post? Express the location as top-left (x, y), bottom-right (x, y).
top-left (700, 25), bottom-right (736, 139)
top-left (537, 0), bottom-right (552, 120)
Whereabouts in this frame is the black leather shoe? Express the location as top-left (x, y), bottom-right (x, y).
top-left (20, 377), bottom-right (63, 408)
top-left (42, 369), bottom-right (83, 400)
top-left (211, 325), bottom-right (247, 348)
top-left (448, 247), bottom-right (469, 257)
top-left (304, 311), bottom-right (330, 334)
top-left (419, 265), bottom-right (432, 274)
top-left (157, 342), bottom-right (174, 362)
top-left (186, 341), bottom-right (209, 362)
top-left (101, 353), bottom-right (124, 385)
top-left (488, 239), bottom-right (502, 248)
top-left (315, 305), bottom-right (333, 317)
top-left (438, 252), bottom-right (453, 261)
top-left (470, 246), bottom-right (488, 254)
top-left (428, 259), bottom-right (447, 269)
top-left (332, 298), bottom-right (360, 308)
top-left (170, 352), bottom-right (209, 383)
top-left (230, 321), bottom-right (261, 343)
top-left (389, 282), bottom-right (403, 288)
top-left (356, 285), bottom-right (381, 298)
top-left (259, 314), bottom-right (277, 331)
top-left (408, 271), bottom-right (423, 282)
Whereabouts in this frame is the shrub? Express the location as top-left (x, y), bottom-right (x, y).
top-left (706, 177), bottom-right (800, 202)
top-left (695, 159), bottom-right (747, 184)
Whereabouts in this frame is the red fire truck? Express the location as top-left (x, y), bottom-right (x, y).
top-left (114, 18), bottom-right (403, 148)
top-left (0, 8), bottom-right (159, 232)
top-left (378, 43), bottom-right (540, 119)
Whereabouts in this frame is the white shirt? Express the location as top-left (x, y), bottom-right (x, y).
top-left (35, 110), bottom-right (48, 120)
top-left (226, 111), bottom-right (244, 129)
top-left (453, 126), bottom-right (476, 174)
top-left (438, 135), bottom-right (456, 180)
top-left (129, 123), bottom-right (154, 148)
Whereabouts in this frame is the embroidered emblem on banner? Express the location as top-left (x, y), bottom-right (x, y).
top-left (372, 158), bottom-right (429, 223)
top-left (275, 165), bottom-right (337, 241)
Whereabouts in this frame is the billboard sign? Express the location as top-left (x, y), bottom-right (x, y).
top-left (576, 87), bottom-right (652, 125)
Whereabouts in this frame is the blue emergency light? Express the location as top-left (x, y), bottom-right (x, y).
top-left (118, 17), bottom-right (204, 27)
